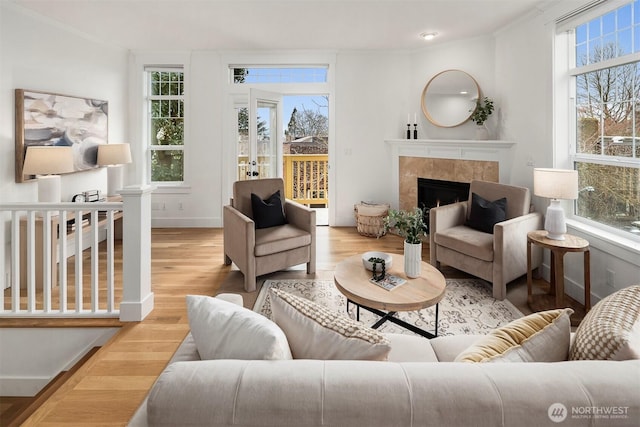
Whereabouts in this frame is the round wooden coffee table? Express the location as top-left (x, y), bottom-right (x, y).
top-left (334, 253), bottom-right (446, 338)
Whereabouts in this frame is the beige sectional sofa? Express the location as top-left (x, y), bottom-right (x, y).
top-left (130, 291), bottom-right (640, 427)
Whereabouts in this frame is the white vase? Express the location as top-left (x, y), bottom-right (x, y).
top-left (404, 240), bottom-right (422, 278)
top-left (475, 125), bottom-right (489, 140)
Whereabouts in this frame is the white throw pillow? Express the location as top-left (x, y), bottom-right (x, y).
top-left (186, 295), bottom-right (292, 360)
top-left (269, 288), bottom-right (391, 360)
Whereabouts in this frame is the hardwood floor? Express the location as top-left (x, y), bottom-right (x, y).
top-left (3, 227), bottom-right (539, 426)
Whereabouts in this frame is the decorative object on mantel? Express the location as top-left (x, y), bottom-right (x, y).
top-left (421, 70), bottom-right (480, 128)
top-left (533, 168), bottom-right (578, 240)
top-left (383, 208), bottom-right (427, 278)
top-left (406, 113), bottom-right (419, 139)
top-left (470, 96), bottom-right (494, 140)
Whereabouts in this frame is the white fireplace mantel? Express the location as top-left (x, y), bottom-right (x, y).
top-left (385, 139), bottom-right (516, 208)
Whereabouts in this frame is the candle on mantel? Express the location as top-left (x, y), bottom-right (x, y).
top-left (407, 113), bottom-right (410, 124)
top-left (414, 113), bottom-right (417, 124)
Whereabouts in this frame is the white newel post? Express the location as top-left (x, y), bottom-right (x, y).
top-left (119, 185), bottom-right (155, 321)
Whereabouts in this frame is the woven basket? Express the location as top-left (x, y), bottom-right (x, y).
top-left (354, 202), bottom-right (390, 238)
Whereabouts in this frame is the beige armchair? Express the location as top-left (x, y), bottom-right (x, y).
top-left (429, 180), bottom-right (542, 300)
top-left (223, 178), bottom-right (316, 292)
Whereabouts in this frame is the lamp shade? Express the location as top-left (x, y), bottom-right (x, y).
top-left (533, 168), bottom-right (579, 200)
top-left (97, 143), bottom-right (132, 166)
top-left (22, 146), bottom-right (74, 175)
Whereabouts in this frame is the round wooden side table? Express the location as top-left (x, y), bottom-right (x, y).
top-left (526, 230), bottom-right (590, 326)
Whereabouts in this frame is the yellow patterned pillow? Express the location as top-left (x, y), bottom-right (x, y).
top-left (269, 288), bottom-right (391, 360)
top-left (570, 285), bottom-right (640, 361)
top-left (455, 308), bottom-right (573, 363)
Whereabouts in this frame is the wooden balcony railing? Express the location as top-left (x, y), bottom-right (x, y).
top-left (283, 154), bottom-right (328, 206)
top-left (237, 154), bottom-right (329, 207)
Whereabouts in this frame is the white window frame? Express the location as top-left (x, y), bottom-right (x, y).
top-left (555, 1), bottom-right (640, 251)
top-left (145, 66), bottom-right (189, 191)
top-left (221, 53), bottom-right (336, 224)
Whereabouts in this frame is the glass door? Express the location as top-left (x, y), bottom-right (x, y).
top-left (244, 89), bottom-right (282, 179)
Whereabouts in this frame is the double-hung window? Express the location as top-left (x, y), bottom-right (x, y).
top-left (567, 0), bottom-right (640, 238)
top-left (146, 67), bottom-right (185, 184)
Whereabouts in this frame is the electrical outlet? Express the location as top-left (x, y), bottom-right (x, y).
top-left (178, 202), bottom-right (184, 210)
top-left (606, 269), bottom-right (615, 288)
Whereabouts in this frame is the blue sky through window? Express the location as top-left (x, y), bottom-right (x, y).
top-left (575, 0), bottom-right (639, 63)
top-left (233, 67), bottom-right (329, 136)
top-left (283, 95), bottom-right (328, 134)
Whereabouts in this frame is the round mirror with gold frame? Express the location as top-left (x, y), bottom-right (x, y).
top-left (421, 70), bottom-right (480, 128)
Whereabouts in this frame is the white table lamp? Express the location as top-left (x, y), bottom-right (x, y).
top-left (97, 143), bottom-right (132, 196)
top-left (533, 168), bottom-right (579, 241)
top-left (22, 146), bottom-right (74, 203)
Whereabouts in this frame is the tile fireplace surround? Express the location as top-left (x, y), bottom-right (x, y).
top-left (385, 139), bottom-right (516, 210)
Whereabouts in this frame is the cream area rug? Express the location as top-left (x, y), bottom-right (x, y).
top-left (253, 278), bottom-right (523, 337)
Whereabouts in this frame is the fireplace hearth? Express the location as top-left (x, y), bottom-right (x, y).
top-left (417, 178), bottom-right (470, 233)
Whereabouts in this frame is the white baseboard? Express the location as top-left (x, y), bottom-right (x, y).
top-left (120, 292), bottom-right (154, 321)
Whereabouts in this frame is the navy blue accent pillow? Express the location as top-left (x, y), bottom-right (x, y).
top-left (465, 193), bottom-right (507, 234)
top-left (251, 190), bottom-right (287, 229)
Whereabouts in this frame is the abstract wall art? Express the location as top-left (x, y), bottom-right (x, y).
top-left (15, 89), bottom-right (108, 183)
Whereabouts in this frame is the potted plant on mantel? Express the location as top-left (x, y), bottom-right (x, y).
top-left (470, 96), bottom-right (494, 140)
top-left (383, 207), bottom-right (427, 278)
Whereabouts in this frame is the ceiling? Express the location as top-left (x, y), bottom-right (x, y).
top-left (9, 0), bottom-right (557, 51)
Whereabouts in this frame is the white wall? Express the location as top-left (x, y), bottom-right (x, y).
top-left (329, 41), bottom-right (497, 225)
top-left (0, 3), bottom-right (129, 287)
top-left (128, 51), bottom-right (224, 227)
top-left (0, 327), bottom-right (118, 396)
top-left (332, 51), bottom-right (411, 225)
top-left (410, 36), bottom-right (497, 141)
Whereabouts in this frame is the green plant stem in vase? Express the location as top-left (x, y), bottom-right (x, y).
top-left (384, 208), bottom-right (427, 278)
top-left (383, 207), bottom-right (427, 244)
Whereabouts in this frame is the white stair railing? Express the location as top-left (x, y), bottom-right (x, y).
top-left (0, 185), bottom-right (155, 321)
top-left (1, 202), bottom-right (121, 318)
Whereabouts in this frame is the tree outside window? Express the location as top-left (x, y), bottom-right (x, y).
top-left (572, 1), bottom-right (640, 237)
top-left (148, 69), bottom-right (184, 182)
